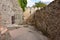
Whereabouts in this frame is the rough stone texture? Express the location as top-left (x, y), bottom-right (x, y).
top-left (1, 32), bottom-right (13, 40)
top-left (0, 26), bottom-right (13, 40)
top-left (25, 0), bottom-right (60, 40)
top-left (23, 7), bottom-right (37, 21)
top-left (0, 0), bottom-right (23, 26)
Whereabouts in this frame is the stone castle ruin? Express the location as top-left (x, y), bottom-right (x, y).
top-left (0, 0), bottom-right (23, 27)
top-left (0, 0), bottom-right (60, 40)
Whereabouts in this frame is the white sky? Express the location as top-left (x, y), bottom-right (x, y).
top-left (27, 0), bottom-right (54, 7)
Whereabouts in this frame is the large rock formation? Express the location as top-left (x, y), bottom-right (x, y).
top-left (25, 0), bottom-right (60, 40)
top-left (0, 0), bottom-right (23, 27)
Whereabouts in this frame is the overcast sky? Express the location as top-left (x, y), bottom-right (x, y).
top-left (27, 0), bottom-right (54, 7)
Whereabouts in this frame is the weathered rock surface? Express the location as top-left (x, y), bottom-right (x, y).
top-left (25, 0), bottom-right (60, 40)
top-left (0, 0), bottom-right (23, 26)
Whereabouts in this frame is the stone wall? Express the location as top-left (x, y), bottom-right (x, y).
top-left (0, 0), bottom-right (23, 26)
top-left (24, 7), bottom-right (41, 21)
top-left (25, 0), bottom-right (60, 40)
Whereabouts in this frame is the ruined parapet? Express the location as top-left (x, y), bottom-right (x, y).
top-left (25, 0), bottom-right (60, 40)
top-left (0, 0), bottom-right (23, 26)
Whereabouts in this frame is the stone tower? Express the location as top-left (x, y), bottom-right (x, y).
top-left (0, 0), bottom-right (23, 27)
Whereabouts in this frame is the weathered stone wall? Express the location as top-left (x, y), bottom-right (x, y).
top-left (25, 0), bottom-right (60, 40)
top-left (24, 7), bottom-right (39, 21)
top-left (0, 0), bottom-right (23, 26)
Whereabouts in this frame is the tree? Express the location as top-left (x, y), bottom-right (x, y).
top-left (33, 2), bottom-right (47, 8)
top-left (18, 0), bottom-right (27, 11)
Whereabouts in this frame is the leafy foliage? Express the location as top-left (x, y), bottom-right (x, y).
top-left (33, 2), bottom-right (47, 8)
top-left (18, 0), bottom-right (27, 11)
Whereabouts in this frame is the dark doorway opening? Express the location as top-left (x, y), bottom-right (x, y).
top-left (11, 16), bottom-right (15, 24)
